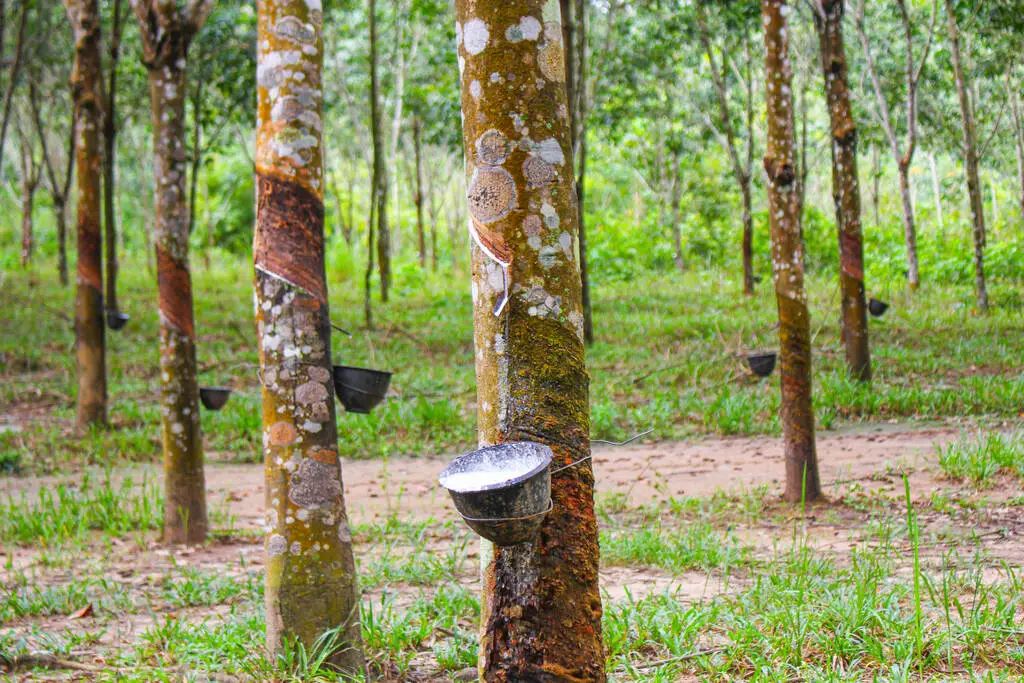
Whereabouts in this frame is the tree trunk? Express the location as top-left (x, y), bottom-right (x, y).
top-left (1010, 87), bottom-right (1024, 222)
top-left (365, 174), bottom-right (376, 328)
top-left (412, 117), bottom-right (427, 267)
top-left (871, 145), bottom-right (880, 226)
top-left (369, 0), bottom-right (390, 302)
top-left (64, 0), bottom-right (107, 428)
top-left (346, 174), bottom-right (355, 245)
top-left (573, 0), bottom-right (593, 344)
top-left (425, 154), bottom-right (440, 271)
top-left (944, 0), bottom-right (987, 311)
top-left (928, 153), bottom-right (944, 237)
top-left (763, 0), bottom-right (821, 504)
top-left (56, 199), bottom-right (69, 285)
top-left (455, 1), bottom-right (605, 679)
top-left (669, 156), bottom-right (684, 272)
top-left (896, 163), bottom-right (919, 287)
top-left (696, 4), bottom-right (755, 296)
top-left (0, 1), bottom-right (27, 179)
top-left (133, 1), bottom-right (212, 545)
top-left (814, 0), bottom-right (870, 382)
top-left (255, 0), bottom-right (365, 670)
top-left (19, 165), bottom-right (35, 266)
top-left (103, 0), bottom-right (124, 317)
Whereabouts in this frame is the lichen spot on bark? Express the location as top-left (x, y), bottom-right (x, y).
top-left (275, 16), bottom-right (316, 46)
top-left (506, 16), bottom-right (541, 43)
top-left (540, 201), bottom-right (560, 229)
top-left (524, 214), bottom-right (543, 250)
top-left (523, 156), bottom-right (556, 187)
top-left (468, 166), bottom-right (516, 224)
top-left (476, 129), bottom-right (510, 166)
top-left (288, 458), bottom-right (342, 510)
top-left (463, 18), bottom-right (489, 55)
top-left (268, 533), bottom-right (288, 556)
top-left (537, 23), bottom-right (565, 82)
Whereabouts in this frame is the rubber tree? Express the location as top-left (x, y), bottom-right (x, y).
top-left (560, 0), bottom-right (593, 343)
top-left (812, 0), bottom-right (871, 381)
top-left (944, 0), bottom-right (988, 312)
top-left (763, 0), bottom-right (821, 504)
top-left (454, 1), bottom-right (605, 678)
top-left (103, 0), bottom-right (125, 318)
top-left (695, 1), bottom-right (757, 295)
top-left (1010, 79), bottom-right (1024, 222)
top-left (29, 82), bottom-right (75, 287)
top-left (852, 0), bottom-right (937, 290)
top-left (64, 0), bottom-right (107, 428)
top-left (131, 0), bottom-right (212, 545)
top-left (368, 0), bottom-right (390, 304)
top-left (18, 126), bottom-right (41, 266)
top-left (254, 0), bottom-right (365, 669)
top-left (412, 116), bottom-right (427, 266)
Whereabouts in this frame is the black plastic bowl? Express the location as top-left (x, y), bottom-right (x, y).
top-left (106, 310), bottom-right (130, 331)
top-left (333, 365), bottom-right (392, 414)
top-left (868, 298), bottom-right (889, 317)
top-left (747, 351), bottom-right (777, 378)
top-left (199, 386), bottom-right (232, 411)
top-left (439, 442), bottom-right (553, 546)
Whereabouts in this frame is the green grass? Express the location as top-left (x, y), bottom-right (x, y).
top-left (938, 431), bottom-right (1024, 486)
top-left (2, 256), bottom-right (1023, 471)
top-left (0, 472), bottom-right (161, 545)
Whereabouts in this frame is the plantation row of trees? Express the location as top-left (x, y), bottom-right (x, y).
top-left (2, 0), bottom-right (1023, 677)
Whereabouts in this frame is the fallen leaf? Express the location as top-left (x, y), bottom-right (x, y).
top-left (68, 604), bottom-right (93, 620)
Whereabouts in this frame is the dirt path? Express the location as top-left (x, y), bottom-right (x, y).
top-left (0, 421), bottom-right (978, 530)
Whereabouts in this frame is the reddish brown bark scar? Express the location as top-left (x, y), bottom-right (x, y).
top-left (254, 173), bottom-right (328, 304)
top-left (156, 244), bottom-right (196, 340)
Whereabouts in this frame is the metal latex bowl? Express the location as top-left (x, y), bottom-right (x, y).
top-left (439, 441), bottom-right (553, 546)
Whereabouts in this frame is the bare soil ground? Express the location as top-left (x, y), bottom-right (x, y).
top-left (2, 421), bottom-right (1022, 681)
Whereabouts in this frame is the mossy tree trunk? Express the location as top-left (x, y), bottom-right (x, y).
top-left (254, 0), bottom-right (365, 670)
top-left (64, 0), bottom-right (107, 428)
top-left (103, 0), bottom-right (125, 317)
top-left (413, 116), bottom-right (427, 267)
top-left (455, 2), bottom-right (605, 679)
top-left (567, 0), bottom-right (593, 344)
top-left (132, 0), bottom-right (212, 545)
top-left (813, 0), bottom-right (871, 381)
top-left (763, 0), bottom-right (821, 504)
top-left (368, 0), bottom-right (390, 302)
top-left (944, 0), bottom-right (988, 312)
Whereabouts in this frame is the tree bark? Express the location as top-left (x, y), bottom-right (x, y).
top-left (928, 152), bottom-right (943, 237)
top-left (763, 0), bottom-right (821, 504)
top-left (696, 4), bottom-right (755, 295)
top-left (412, 116), bottom-right (427, 267)
top-left (64, 0), bottom-right (107, 428)
top-left (132, 0), bottom-right (213, 545)
top-left (813, 0), bottom-right (870, 382)
top-left (944, 0), bottom-right (987, 311)
top-left (254, 0), bottom-right (365, 669)
top-left (455, 2), bottom-right (605, 679)
top-left (368, 0), bottom-right (390, 302)
top-left (1010, 84), bottom-right (1024, 222)
top-left (0, 0), bottom-right (27, 179)
top-left (19, 142), bottom-right (38, 267)
top-left (103, 0), bottom-right (124, 316)
top-left (29, 82), bottom-right (75, 286)
top-left (573, 0), bottom-right (593, 345)
top-left (852, 0), bottom-right (935, 290)
top-left (870, 144), bottom-right (880, 226)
